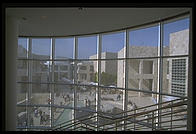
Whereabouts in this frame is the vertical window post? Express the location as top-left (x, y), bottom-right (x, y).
top-left (50, 38), bottom-right (55, 127)
top-left (96, 34), bottom-right (102, 130)
top-left (27, 38), bottom-right (32, 129)
top-left (158, 21), bottom-right (163, 128)
top-left (73, 36), bottom-right (78, 126)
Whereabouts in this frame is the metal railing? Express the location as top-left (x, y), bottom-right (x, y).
top-left (49, 97), bottom-right (187, 131)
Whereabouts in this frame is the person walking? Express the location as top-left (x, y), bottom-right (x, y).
top-left (39, 109), bottom-right (42, 117)
top-left (117, 94), bottom-right (121, 101)
top-left (42, 112), bottom-right (46, 125)
top-left (34, 108), bottom-right (38, 117)
top-left (40, 114), bottom-right (43, 125)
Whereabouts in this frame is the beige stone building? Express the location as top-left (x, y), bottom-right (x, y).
top-left (117, 46), bottom-right (160, 97)
top-left (168, 29), bottom-right (189, 96)
top-left (89, 52), bottom-right (117, 75)
top-left (117, 29), bottom-right (189, 97)
top-left (76, 61), bottom-right (94, 83)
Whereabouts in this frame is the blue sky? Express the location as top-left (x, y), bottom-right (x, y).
top-left (18, 17), bottom-right (189, 58)
top-left (78, 36), bottom-right (97, 59)
top-left (55, 38), bottom-right (74, 58)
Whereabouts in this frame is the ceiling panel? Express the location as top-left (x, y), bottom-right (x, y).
top-left (6, 8), bottom-right (190, 36)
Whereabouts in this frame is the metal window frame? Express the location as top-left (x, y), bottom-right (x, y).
top-left (16, 11), bottom-right (191, 131)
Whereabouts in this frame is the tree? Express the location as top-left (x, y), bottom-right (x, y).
top-left (93, 72), bottom-right (117, 86)
top-left (101, 72), bottom-right (117, 86)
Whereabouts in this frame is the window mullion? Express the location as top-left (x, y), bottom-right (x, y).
top-left (50, 38), bottom-right (55, 127)
top-left (73, 36), bottom-right (78, 125)
top-left (27, 38), bottom-right (32, 129)
top-left (157, 21), bottom-right (163, 128)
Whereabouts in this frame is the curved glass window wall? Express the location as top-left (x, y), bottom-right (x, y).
top-left (16, 13), bottom-right (190, 130)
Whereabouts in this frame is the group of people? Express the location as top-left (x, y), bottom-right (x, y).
top-left (40, 111), bottom-right (48, 125)
top-left (85, 99), bottom-right (91, 107)
top-left (34, 107), bottom-right (48, 125)
top-left (128, 101), bottom-right (137, 110)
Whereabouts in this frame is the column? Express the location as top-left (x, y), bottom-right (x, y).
top-left (5, 16), bottom-right (19, 131)
top-left (123, 30), bottom-right (129, 130)
top-left (138, 60), bottom-right (143, 97)
top-left (96, 34), bottom-right (101, 130)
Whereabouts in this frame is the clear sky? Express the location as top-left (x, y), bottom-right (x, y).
top-left (78, 35), bottom-right (97, 59)
top-left (18, 17), bottom-right (189, 58)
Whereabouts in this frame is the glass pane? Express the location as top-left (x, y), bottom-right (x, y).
top-left (17, 83), bottom-right (28, 105)
top-left (32, 38), bottom-right (51, 59)
top-left (29, 106), bottom-right (51, 127)
top-left (16, 83), bottom-right (28, 128)
top-left (54, 61), bottom-right (73, 83)
top-left (100, 60), bottom-right (118, 87)
top-left (78, 35), bottom-right (97, 59)
top-left (32, 61), bottom-right (51, 83)
top-left (161, 95), bottom-right (187, 130)
top-left (102, 31), bottom-right (125, 59)
top-left (163, 17), bottom-right (189, 56)
top-left (129, 24), bottom-right (159, 58)
top-left (53, 108), bottom-right (73, 126)
top-left (76, 85), bottom-right (96, 109)
top-left (128, 90), bottom-right (158, 111)
top-left (54, 84), bottom-right (74, 107)
top-left (127, 91), bottom-right (158, 131)
top-left (162, 57), bottom-right (188, 97)
top-left (17, 60), bottom-right (28, 82)
top-left (55, 38), bottom-right (74, 59)
top-left (17, 106), bottom-right (27, 127)
top-left (76, 60), bottom-right (97, 84)
top-left (127, 59), bottom-right (158, 93)
top-left (30, 84), bottom-right (50, 105)
top-left (100, 87), bottom-right (123, 114)
top-left (18, 38), bottom-right (28, 58)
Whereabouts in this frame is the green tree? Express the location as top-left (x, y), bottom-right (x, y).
top-left (101, 72), bottom-right (117, 86)
top-left (93, 72), bottom-right (117, 86)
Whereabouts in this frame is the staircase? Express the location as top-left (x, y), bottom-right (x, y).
top-left (51, 97), bottom-right (187, 131)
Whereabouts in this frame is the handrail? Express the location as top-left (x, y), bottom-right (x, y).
top-left (52, 112), bottom-right (93, 129)
top-left (101, 98), bottom-right (187, 122)
top-left (50, 98), bottom-right (187, 131)
top-left (109, 98), bottom-right (187, 117)
top-left (97, 99), bottom-right (187, 128)
top-left (53, 115), bottom-right (97, 130)
top-left (101, 99), bottom-right (187, 131)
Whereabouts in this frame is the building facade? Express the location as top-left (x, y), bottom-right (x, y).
top-left (117, 29), bottom-right (189, 97)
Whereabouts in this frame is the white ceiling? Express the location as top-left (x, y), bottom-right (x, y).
top-left (6, 8), bottom-right (190, 37)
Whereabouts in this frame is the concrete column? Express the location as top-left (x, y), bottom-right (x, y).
top-left (5, 16), bottom-right (19, 131)
top-left (138, 60), bottom-right (143, 97)
top-left (123, 30), bottom-right (129, 130)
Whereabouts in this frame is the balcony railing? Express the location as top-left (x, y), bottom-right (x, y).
top-left (49, 97), bottom-right (187, 131)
